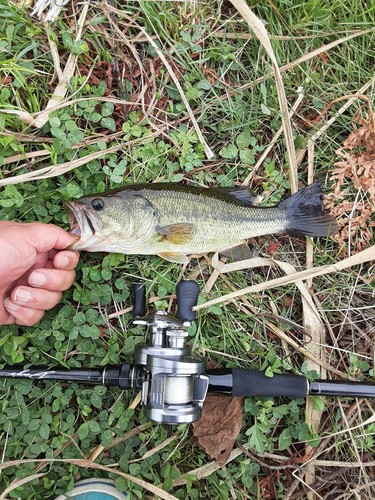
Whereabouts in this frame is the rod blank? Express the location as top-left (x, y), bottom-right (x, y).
top-left (1, 365), bottom-right (375, 399)
top-left (309, 380), bottom-right (375, 398)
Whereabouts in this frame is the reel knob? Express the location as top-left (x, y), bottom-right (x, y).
top-left (133, 283), bottom-right (146, 318)
top-left (176, 280), bottom-right (200, 322)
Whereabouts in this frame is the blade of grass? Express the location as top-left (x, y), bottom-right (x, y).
top-left (33, 4), bottom-right (89, 128)
top-left (229, 0), bottom-right (298, 192)
top-left (87, 391), bottom-right (141, 462)
top-left (139, 31), bottom-right (214, 160)
top-left (213, 28), bottom-right (373, 42)
top-left (0, 473), bottom-right (47, 500)
top-left (217, 273), bottom-right (345, 377)
top-left (101, 3), bottom-right (214, 160)
top-left (239, 28), bottom-right (375, 90)
top-left (303, 141), bottom-right (325, 499)
top-left (0, 130), bottom-right (164, 186)
top-left (310, 77), bottom-right (375, 143)
top-left (242, 89), bottom-right (305, 186)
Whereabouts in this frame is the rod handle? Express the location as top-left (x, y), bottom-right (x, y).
top-left (231, 369), bottom-right (308, 398)
top-left (176, 280), bottom-right (200, 322)
top-left (133, 283), bottom-right (146, 318)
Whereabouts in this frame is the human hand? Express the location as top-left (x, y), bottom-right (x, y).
top-left (0, 222), bottom-right (79, 326)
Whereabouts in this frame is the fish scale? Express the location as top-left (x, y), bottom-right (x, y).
top-left (144, 189), bottom-right (287, 253)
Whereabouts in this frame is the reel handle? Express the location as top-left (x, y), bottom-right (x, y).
top-left (133, 283), bottom-right (146, 318)
top-left (176, 280), bottom-right (200, 322)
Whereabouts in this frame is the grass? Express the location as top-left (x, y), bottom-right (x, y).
top-left (0, 0), bottom-right (374, 498)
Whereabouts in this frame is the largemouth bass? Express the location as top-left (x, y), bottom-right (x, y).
top-left (65, 183), bottom-right (338, 263)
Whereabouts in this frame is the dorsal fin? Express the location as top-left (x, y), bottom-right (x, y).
top-left (213, 186), bottom-right (262, 206)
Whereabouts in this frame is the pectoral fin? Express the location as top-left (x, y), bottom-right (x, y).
top-left (220, 242), bottom-right (253, 261)
top-left (157, 223), bottom-right (194, 245)
top-left (158, 252), bottom-right (189, 264)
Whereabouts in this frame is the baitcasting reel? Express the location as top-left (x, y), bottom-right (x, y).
top-left (130, 280), bottom-right (208, 424)
top-left (2, 280), bottom-right (375, 425)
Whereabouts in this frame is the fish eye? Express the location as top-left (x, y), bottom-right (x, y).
top-left (91, 198), bottom-right (105, 211)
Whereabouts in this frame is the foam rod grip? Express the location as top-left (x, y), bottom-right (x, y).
top-left (231, 369), bottom-right (308, 398)
top-left (177, 280), bottom-right (200, 322)
top-left (133, 283), bottom-right (146, 318)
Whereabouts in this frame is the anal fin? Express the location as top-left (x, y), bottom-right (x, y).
top-left (220, 242), bottom-right (253, 262)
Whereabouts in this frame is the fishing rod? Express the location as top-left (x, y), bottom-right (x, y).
top-left (1, 281), bottom-right (375, 425)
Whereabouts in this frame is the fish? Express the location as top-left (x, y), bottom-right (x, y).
top-left (65, 182), bottom-right (338, 263)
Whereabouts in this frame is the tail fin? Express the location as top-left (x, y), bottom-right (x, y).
top-left (280, 183), bottom-right (338, 237)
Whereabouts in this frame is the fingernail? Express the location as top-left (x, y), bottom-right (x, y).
top-left (4, 298), bottom-right (19, 311)
top-left (29, 271), bottom-right (47, 287)
top-left (14, 288), bottom-right (32, 303)
top-left (57, 255), bottom-right (70, 268)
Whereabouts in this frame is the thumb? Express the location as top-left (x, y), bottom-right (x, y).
top-left (24, 222), bottom-right (78, 252)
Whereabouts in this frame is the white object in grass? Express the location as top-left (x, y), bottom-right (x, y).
top-left (31, 0), bottom-right (70, 22)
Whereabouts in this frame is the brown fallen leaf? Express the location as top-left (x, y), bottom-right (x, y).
top-left (317, 51), bottom-right (329, 63)
top-left (266, 240), bottom-right (282, 256)
top-left (192, 394), bottom-right (244, 466)
top-left (325, 111), bottom-right (375, 254)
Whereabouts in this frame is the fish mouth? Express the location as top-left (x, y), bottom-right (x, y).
top-left (64, 201), bottom-right (103, 251)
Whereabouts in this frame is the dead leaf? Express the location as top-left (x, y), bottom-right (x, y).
top-left (326, 112), bottom-right (375, 254)
top-left (192, 394), bottom-right (243, 466)
top-left (283, 295), bottom-right (294, 308)
top-left (1, 76), bottom-right (13, 85)
top-left (266, 240), bottom-right (282, 255)
top-left (317, 51), bottom-right (329, 63)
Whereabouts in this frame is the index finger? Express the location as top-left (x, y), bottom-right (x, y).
top-left (53, 250), bottom-right (79, 270)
